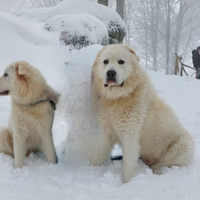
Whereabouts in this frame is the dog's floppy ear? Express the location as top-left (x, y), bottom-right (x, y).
top-left (127, 46), bottom-right (140, 62)
top-left (96, 47), bottom-right (104, 60)
top-left (17, 64), bottom-right (30, 76)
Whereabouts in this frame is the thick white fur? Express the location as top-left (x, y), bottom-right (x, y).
top-left (88, 44), bottom-right (195, 183)
top-left (0, 61), bottom-right (59, 168)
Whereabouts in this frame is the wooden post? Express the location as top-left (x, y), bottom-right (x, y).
top-left (182, 66), bottom-right (188, 76)
top-left (175, 53), bottom-right (196, 77)
top-left (180, 66), bottom-right (183, 76)
top-left (174, 53), bottom-right (179, 75)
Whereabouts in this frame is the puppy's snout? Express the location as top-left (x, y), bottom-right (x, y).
top-left (107, 70), bottom-right (116, 78)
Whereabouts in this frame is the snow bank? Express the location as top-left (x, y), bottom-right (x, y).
top-left (15, 0), bottom-right (126, 43)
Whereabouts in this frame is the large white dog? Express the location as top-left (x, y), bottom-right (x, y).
top-left (0, 61), bottom-right (59, 168)
top-left (88, 44), bottom-right (195, 183)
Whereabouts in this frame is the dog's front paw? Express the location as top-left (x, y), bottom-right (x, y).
top-left (123, 169), bottom-right (137, 183)
top-left (87, 147), bottom-right (110, 166)
top-left (14, 161), bottom-right (23, 169)
top-left (87, 151), bottom-right (102, 166)
top-left (123, 174), bottom-right (135, 183)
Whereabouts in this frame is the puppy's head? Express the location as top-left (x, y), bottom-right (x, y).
top-left (0, 61), bottom-right (47, 104)
top-left (92, 44), bottom-right (143, 99)
top-left (0, 61), bottom-right (31, 96)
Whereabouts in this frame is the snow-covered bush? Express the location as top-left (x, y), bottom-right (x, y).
top-left (109, 21), bottom-right (125, 44)
top-left (44, 14), bottom-right (108, 48)
top-left (59, 31), bottom-right (92, 49)
top-left (16, 0), bottom-right (126, 44)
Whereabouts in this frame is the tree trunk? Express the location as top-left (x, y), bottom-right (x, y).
top-left (165, 0), bottom-right (171, 75)
top-left (116, 0), bottom-right (124, 20)
top-left (150, 0), bottom-right (158, 72)
top-left (98, 0), bottom-right (108, 7)
top-left (124, 0), bottom-right (131, 45)
top-left (173, 0), bottom-right (185, 74)
top-left (174, 54), bottom-right (179, 75)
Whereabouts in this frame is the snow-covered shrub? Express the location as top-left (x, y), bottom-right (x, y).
top-left (16, 0), bottom-right (126, 44)
top-left (108, 21), bottom-right (125, 44)
top-left (59, 31), bottom-right (93, 49)
top-left (44, 14), bottom-right (108, 48)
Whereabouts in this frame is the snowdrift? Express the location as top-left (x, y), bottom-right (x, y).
top-left (15, 0), bottom-right (126, 44)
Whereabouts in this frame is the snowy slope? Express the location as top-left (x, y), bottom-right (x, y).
top-left (0, 9), bottom-right (200, 200)
top-left (0, 10), bottom-right (49, 45)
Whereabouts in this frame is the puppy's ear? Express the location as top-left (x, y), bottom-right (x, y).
top-left (17, 64), bottom-right (30, 76)
top-left (127, 46), bottom-right (140, 62)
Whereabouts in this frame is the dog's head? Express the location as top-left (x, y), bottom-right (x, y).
top-left (0, 61), bottom-right (47, 104)
top-left (92, 44), bottom-right (144, 99)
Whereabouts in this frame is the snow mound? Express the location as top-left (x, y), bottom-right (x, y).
top-left (62, 44), bottom-right (103, 164)
top-left (44, 14), bottom-right (108, 47)
top-left (15, 0), bottom-right (126, 43)
top-left (0, 10), bottom-right (48, 45)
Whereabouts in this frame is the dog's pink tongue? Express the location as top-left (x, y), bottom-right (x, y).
top-left (108, 80), bottom-right (115, 83)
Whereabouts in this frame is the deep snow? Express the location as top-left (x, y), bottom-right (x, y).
top-left (0, 7), bottom-right (200, 200)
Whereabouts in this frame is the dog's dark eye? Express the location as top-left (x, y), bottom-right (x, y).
top-left (4, 73), bottom-right (8, 77)
top-left (118, 60), bottom-right (125, 65)
top-left (103, 59), bottom-right (109, 65)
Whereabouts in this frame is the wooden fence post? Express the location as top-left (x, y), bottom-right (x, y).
top-left (175, 53), bottom-right (195, 77)
top-left (175, 53), bottom-right (179, 75)
top-left (180, 66), bottom-right (183, 76)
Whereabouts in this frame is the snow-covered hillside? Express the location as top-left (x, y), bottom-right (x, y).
top-left (0, 7), bottom-right (200, 200)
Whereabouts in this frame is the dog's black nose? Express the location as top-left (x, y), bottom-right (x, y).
top-left (107, 70), bottom-right (116, 78)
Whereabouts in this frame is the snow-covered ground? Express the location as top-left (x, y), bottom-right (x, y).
top-left (0, 7), bottom-right (200, 200)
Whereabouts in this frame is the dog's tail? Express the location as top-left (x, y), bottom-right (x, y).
top-left (46, 84), bottom-right (60, 107)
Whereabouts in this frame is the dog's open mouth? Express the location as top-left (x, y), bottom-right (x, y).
top-left (104, 70), bottom-right (124, 87)
top-left (0, 90), bottom-right (9, 95)
top-left (104, 81), bottom-right (124, 87)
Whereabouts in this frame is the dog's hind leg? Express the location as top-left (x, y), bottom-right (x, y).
top-left (0, 127), bottom-right (14, 156)
top-left (151, 135), bottom-right (195, 172)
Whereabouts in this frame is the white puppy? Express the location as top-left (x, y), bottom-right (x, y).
top-left (88, 44), bottom-right (195, 183)
top-left (0, 61), bottom-right (59, 168)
